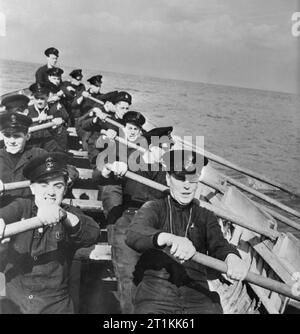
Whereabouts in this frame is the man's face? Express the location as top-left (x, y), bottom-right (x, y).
top-left (2, 131), bottom-right (29, 154)
top-left (89, 84), bottom-right (101, 94)
top-left (115, 101), bottom-right (129, 118)
top-left (48, 75), bottom-right (61, 86)
top-left (30, 176), bottom-right (66, 208)
top-left (71, 78), bottom-right (81, 86)
top-left (34, 95), bottom-right (48, 109)
top-left (167, 174), bottom-right (198, 205)
top-left (104, 101), bottom-right (115, 113)
top-left (124, 123), bottom-right (141, 142)
top-left (47, 54), bottom-right (58, 67)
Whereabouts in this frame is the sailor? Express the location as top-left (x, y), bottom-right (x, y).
top-left (45, 67), bottom-right (66, 105)
top-left (60, 69), bottom-right (86, 125)
top-left (35, 47), bottom-right (59, 85)
top-left (80, 90), bottom-right (132, 157)
top-left (112, 91), bottom-right (132, 119)
top-left (81, 90), bottom-right (132, 133)
top-left (76, 90), bottom-right (119, 163)
top-left (0, 152), bottom-right (100, 314)
top-left (0, 112), bottom-right (47, 202)
top-left (143, 126), bottom-right (174, 164)
top-left (126, 149), bottom-right (249, 314)
top-left (71, 75), bottom-right (103, 120)
top-left (27, 83), bottom-right (69, 152)
top-left (93, 111), bottom-right (168, 314)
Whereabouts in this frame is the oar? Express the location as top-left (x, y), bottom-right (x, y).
top-left (29, 120), bottom-right (65, 133)
top-left (0, 180), bottom-right (31, 193)
top-left (201, 179), bottom-right (300, 232)
top-left (32, 115), bottom-right (53, 123)
top-left (174, 135), bottom-right (299, 198)
top-left (3, 217), bottom-right (42, 238)
top-left (2, 210), bottom-right (67, 238)
top-left (191, 252), bottom-right (300, 302)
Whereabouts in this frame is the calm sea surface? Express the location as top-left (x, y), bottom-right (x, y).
top-left (0, 58), bottom-right (299, 237)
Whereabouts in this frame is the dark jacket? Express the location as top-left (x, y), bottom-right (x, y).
top-left (126, 196), bottom-right (240, 288)
top-left (35, 65), bottom-right (50, 85)
top-left (0, 197), bottom-right (100, 314)
top-left (27, 104), bottom-right (69, 152)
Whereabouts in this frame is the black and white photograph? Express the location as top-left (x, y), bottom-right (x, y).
top-left (0, 0), bottom-right (299, 317)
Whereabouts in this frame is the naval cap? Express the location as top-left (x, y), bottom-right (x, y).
top-left (1, 94), bottom-right (30, 113)
top-left (122, 111), bottom-right (145, 128)
top-left (113, 91), bottom-right (132, 105)
top-left (23, 152), bottom-right (69, 182)
top-left (29, 82), bottom-right (50, 97)
top-left (144, 126), bottom-right (173, 145)
top-left (69, 69), bottom-right (83, 80)
top-left (87, 75), bottom-right (102, 87)
top-left (162, 149), bottom-right (208, 181)
top-left (99, 91), bottom-right (119, 103)
top-left (44, 47), bottom-right (59, 57)
top-left (0, 112), bottom-right (32, 133)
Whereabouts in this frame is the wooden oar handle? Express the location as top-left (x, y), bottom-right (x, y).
top-left (3, 217), bottom-right (42, 238)
top-left (2, 210), bottom-right (67, 238)
top-left (32, 115), bottom-right (53, 123)
top-left (29, 120), bottom-right (65, 133)
top-left (2, 180), bottom-right (31, 192)
top-left (192, 252), bottom-right (300, 302)
top-left (86, 95), bottom-right (104, 106)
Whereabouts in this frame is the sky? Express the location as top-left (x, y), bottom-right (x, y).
top-left (0, 0), bottom-right (299, 93)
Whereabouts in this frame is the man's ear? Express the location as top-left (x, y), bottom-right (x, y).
top-left (166, 173), bottom-right (170, 187)
top-left (25, 133), bottom-right (31, 141)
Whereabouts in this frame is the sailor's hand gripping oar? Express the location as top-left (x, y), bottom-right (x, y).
top-left (0, 205), bottom-right (68, 240)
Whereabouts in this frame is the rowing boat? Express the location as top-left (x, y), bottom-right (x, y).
top-left (0, 89), bottom-right (300, 314)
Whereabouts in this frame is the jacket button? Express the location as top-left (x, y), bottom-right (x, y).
top-left (33, 256), bottom-right (38, 261)
top-left (28, 295), bottom-right (34, 300)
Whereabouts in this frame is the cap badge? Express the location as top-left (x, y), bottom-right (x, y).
top-left (45, 157), bottom-right (54, 171)
top-left (11, 114), bottom-right (17, 123)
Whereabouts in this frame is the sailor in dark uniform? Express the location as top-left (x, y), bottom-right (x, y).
top-left (0, 112), bottom-right (48, 283)
top-left (70, 75), bottom-right (103, 121)
top-left (45, 67), bottom-right (66, 105)
top-left (60, 69), bottom-right (86, 125)
top-left (27, 83), bottom-right (69, 152)
top-left (76, 90), bottom-right (119, 160)
top-left (80, 91), bottom-right (132, 164)
top-left (35, 47), bottom-right (59, 85)
top-left (0, 152), bottom-right (100, 314)
top-left (0, 112), bottom-right (47, 202)
top-left (126, 150), bottom-right (249, 314)
top-left (93, 111), bottom-right (168, 314)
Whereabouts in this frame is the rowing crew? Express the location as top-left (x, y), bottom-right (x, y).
top-left (0, 47), bottom-right (248, 314)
